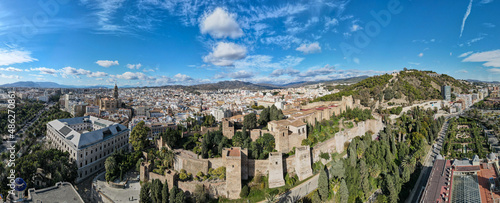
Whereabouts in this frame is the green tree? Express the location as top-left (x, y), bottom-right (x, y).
top-left (130, 121), bottom-right (151, 151)
top-left (169, 186), bottom-right (178, 203)
top-left (243, 113), bottom-right (258, 129)
top-left (162, 180), bottom-right (169, 203)
top-left (240, 185), bottom-right (250, 198)
top-left (140, 182), bottom-right (152, 203)
top-left (318, 166), bottom-right (329, 201)
top-left (259, 107), bottom-right (270, 125)
top-left (359, 160), bottom-right (370, 200)
top-left (269, 105), bottom-right (284, 121)
top-left (160, 148), bottom-right (176, 169)
top-left (193, 184), bottom-right (208, 203)
top-left (105, 155), bottom-right (117, 182)
top-left (339, 179), bottom-right (349, 203)
top-left (175, 189), bottom-right (185, 203)
top-left (151, 179), bottom-right (163, 203)
top-left (385, 175), bottom-right (398, 203)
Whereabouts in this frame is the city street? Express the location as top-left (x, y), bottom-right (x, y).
top-left (405, 114), bottom-right (457, 203)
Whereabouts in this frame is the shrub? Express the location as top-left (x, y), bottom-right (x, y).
top-left (240, 185), bottom-right (249, 198)
top-left (319, 152), bottom-right (330, 160)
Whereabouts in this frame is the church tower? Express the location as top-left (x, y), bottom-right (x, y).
top-left (113, 83), bottom-right (119, 99)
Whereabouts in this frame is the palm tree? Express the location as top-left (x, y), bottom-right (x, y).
top-left (265, 194), bottom-right (277, 203)
top-left (161, 148), bottom-right (176, 169)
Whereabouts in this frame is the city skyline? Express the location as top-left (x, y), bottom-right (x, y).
top-left (0, 0), bottom-right (499, 87)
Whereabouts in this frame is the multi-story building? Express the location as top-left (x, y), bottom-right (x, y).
top-left (442, 85), bottom-right (451, 101)
top-left (211, 108), bottom-right (232, 121)
top-left (46, 116), bottom-right (130, 182)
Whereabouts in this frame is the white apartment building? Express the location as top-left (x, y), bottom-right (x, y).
top-left (46, 116), bottom-right (130, 183)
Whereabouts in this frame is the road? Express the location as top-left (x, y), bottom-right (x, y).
top-left (405, 114), bottom-right (457, 203)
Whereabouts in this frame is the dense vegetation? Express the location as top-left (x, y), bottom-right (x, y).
top-left (140, 179), bottom-right (202, 203)
top-left (337, 107), bottom-right (374, 122)
top-left (258, 105), bottom-right (284, 126)
top-left (314, 74), bottom-right (393, 105)
top-left (0, 149), bottom-right (78, 197)
top-left (314, 70), bottom-right (474, 105)
top-left (105, 150), bottom-right (143, 182)
top-left (129, 121), bottom-right (151, 151)
top-left (304, 107), bottom-right (445, 203)
top-left (0, 102), bottom-right (44, 134)
top-left (440, 117), bottom-right (488, 159)
top-left (473, 99), bottom-right (500, 110)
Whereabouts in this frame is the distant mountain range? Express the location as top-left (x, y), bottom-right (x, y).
top-left (2, 75), bottom-right (494, 90)
top-left (0, 76), bottom-right (370, 90)
top-left (0, 81), bottom-right (136, 89)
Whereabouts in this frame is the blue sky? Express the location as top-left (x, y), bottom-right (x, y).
top-left (0, 0), bottom-right (499, 86)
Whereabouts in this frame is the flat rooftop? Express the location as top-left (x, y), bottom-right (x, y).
top-left (477, 163), bottom-right (500, 203)
top-left (26, 182), bottom-right (84, 203)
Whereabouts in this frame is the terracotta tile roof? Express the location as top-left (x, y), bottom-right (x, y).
top-left (228, 148), bottom-right (240, 157)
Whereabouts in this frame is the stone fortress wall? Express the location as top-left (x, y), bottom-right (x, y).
top-left (140, 95), bottom-right (384, 199)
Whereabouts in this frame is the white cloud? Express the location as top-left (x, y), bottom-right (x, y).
top-left (483, 23), bottom-right (495, 28)
top-left (462, 49), bottom-right (500, 67)
top-left (0, 73), bottom-right (21, 79)
top-left (261, 35), bottom-right (302, 49)
top-left (418, 53), bottom-right (424, 57)
top-left (115, 72), bottom-right (152, 80)
top-left (299, 65), bottom-right (336, 77)
top-left (460, 0), bottom-right (473, 38)
top-left (353, 58), bottom-right (360, 64)
top-left (88, 71), bottom-right (109, 77)
top-left (233, 55), bottom-right (304, 71)
top-left (238, 3), bottom-right (308, 27)
top-left (459, 51), bottom-right (473, 58)
top-left (203, 42), bottom-right (247, 66)
top-left (456, 69), bottom-right (468, 73)
top-left (487, 68), bottom-right (500, 74)
top-left (0, 67), bottom-right (23, 72)
top-left (61, 66), bottom-right (91, 78)
top-left (325, 17), bottom-right (339, 28)
top-left (480, 0), bottom-right (493, 4)
top-left (216, 70), bottom-right (254, 79)
top-left (174, 73), bottom-right (193, 81)
top-left (459, 34), bottom-right (486, 47)
top-left (30, 67), bottom-right (58, 75)
top-left (270, 68), bottom-right (300, 77)
top-left (350, 23), bottom-right (362, 32)
top-left (408, 62), bottom-right (420, 65)
top-left (200, 7), bottom-right (243, 39)
top-left (80, 0), bottom-right (127, 32)
top-left (0, 48), bottom-right (38, 66)
top-left (96, 60), bottom-right (119, 67)
top-left (143, 68), bottom-right (155, 72)
top-left (126, 63), bottom-right (142, 69)
top-left (295, 42), bottom-right (321, 54)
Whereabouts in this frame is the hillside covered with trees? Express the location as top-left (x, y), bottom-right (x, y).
top-left (314, 69), bottom-right (474, 106)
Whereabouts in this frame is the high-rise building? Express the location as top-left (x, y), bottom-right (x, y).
top-left (46, 116), bottom-right (130, 182)
top-left (442, 85), bottom-right (451, 101)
